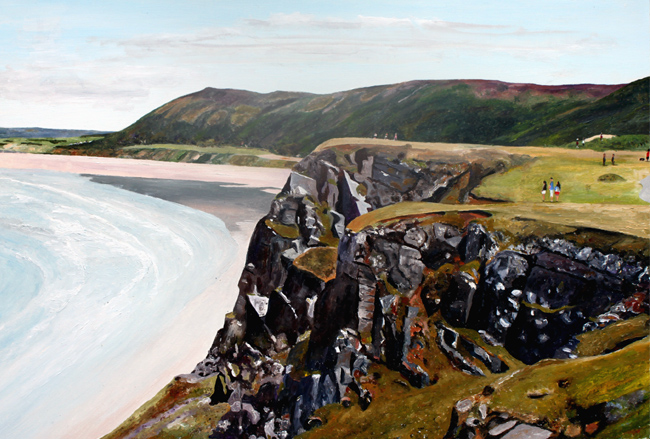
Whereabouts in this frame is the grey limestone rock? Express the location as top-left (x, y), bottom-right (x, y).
top-left (501, 424), bottom-right (553, 439)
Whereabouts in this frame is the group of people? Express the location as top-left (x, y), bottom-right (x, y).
top-left (373, 132), bottom-right (398, 140)
top-left (541, 177), bottom-right (561, 202)
top-left (603, 152), bottom-right (616, 166)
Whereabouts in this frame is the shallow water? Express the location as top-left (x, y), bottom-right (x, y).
top-left (0, 169), bottom-right (236, 439)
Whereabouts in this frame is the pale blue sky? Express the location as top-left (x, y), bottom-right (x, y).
top-left (1, 0), bottom-right (648, 130)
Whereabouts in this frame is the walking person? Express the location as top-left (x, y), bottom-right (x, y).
top-left (549, 178), bottom-right (555, 202)
top-left (555, 181), bottom-right (561, 202)
top-left (611, 153), bottom-right (616, 166)
top-left (541, 180), bottom-right (547, 202)
top-left (646, 148), bottom-right (649, 162)
top-left (603, 153), bottom-right (606, 166)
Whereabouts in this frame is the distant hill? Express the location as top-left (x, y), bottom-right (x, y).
top-left (99, 78), bottom-right (648, 156)
top-left (0, 127), bottom-right (111, 138)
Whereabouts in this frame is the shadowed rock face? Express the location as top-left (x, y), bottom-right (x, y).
top-left (190, 145), bottom-right (649, 438)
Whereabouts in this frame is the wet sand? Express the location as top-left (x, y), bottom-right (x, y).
top-left (0, 152), bottom-right (291, 193)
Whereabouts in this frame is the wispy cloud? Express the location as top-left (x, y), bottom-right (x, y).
top-left (99, 12), bottom-right (598, 62)
top-left (0, 61), bottom-right (184, 107)
top-left (2, 6), bottom-right (642, 130)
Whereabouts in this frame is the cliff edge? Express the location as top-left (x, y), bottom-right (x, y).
top-left (105, 139), bottom-right (649, 439)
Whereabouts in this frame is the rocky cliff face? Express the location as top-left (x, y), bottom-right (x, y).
top-left (191, 144), bottom-right (648, 439)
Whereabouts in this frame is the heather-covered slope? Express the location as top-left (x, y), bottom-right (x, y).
top-left (94, 78), bottom-right (650, 157)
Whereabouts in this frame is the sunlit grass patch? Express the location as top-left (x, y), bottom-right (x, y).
top-left (474, 151), bottom-right (648, 205)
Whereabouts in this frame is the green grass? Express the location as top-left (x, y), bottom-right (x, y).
top-left (488, 338), bottom-right (650, 433)
top-left (300, 330), bottom-right (649, 439)
top-left (293, 247), bottom-right (338, 281)
top-left (561, 134), bottom-right (650, 151)
top-left (0, 136), bottom-right (105, 153)
top-left (575, 315), bottom-right (649, 357)
top-left (594, 400), bottom-right (650, 439)
top-left (265, 218), bottom-right (300, 239)
top-left (121, 144), bottom-right (297, 168)
top-left (122, 143), bottom-right (272, 156)
top-left (474, 151), bottom-right (647, 205)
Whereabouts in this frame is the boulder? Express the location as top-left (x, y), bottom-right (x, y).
top-left (501, 424), bottom-right (553, 439)
top-left (461, 223), bottom-right (498, 263)
top-left (505, 305), bottom-right (586, 364)
top-left (436, 324), bottom-right (485, 376)
top-left (443, 271), bottom-right (479, 326)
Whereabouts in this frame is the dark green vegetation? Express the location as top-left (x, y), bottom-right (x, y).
top-left (563, 134), bottom-right (649, 152)
top-left (87, 78), bottom-right (648, 157)
top-left (522, 77), bottom-right (650, 146)
top-left (0, 136), bottom-right (105, 153)
top-left (0, 127), bottom-right (110, 138)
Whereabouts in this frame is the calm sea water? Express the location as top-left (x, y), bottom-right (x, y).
top-left (0, 169), bottom-right (236, 438)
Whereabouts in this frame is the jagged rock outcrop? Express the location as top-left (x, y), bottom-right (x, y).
top-left (190, 144), bottom-right (648, 438)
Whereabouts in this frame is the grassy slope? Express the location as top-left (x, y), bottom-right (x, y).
top-left (300, 338), bottom-right (649, 439)
top-left (512, 77), bottom-right (650, 146)
top-left (474, 147), bottom-right (650, 205)
top-left (101, 375), bottom-right (228, 439)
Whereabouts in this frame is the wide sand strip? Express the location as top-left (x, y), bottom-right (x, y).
top-left (0, 152), bottom-right (291, 191)
top-left (0, 153), bottom-right (292, 439)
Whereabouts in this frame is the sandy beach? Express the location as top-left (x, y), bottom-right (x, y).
top-left (0, 153), bottom-right (291, 439)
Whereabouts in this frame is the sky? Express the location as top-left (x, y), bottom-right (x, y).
top-left (1, 0), bottom-right (649, 131)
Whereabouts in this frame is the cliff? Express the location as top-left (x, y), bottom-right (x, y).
top-left (105, 140), bottom-right (649, 439)
top-left (187, 141), bottom-right (648, 438)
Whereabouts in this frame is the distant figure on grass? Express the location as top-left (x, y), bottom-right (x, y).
top-left (582, 138), bottom-right (585, 147)
top-left (647, 148), bottom-right (649, 162)
top-left (384, 133), bottom-right (388, 139)
top-left (600, 132), bottom-right (603, 141)
top-left (549, 178), bottom-right (555, 202)
top-left (541, 180), bottom-right (547, 201)
top-left (611, 153), bottom-right (616, 166)
top-left (374, 133), bottom-right (377, 139)
top-left (394, 133), bottom-right (398, 140)
top-left (576, 138), bottom-right (579, 147)
top-left (555, 181), bottom-right (561, 202)
top-left (603, 153), bottom-right (607, 166)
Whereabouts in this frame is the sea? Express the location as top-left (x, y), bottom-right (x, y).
top-left (0, 169), bottom-right (237, 439)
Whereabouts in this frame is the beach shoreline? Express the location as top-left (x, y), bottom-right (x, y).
top-left (0, 154), bottom-right (291, 439)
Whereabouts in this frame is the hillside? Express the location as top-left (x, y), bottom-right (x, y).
top-left (105, 139), bottom-right (649, 439)
top-left (93, 78), bottom-right (649, 157)
top-left (503, 76), bottom-right (650, 145)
